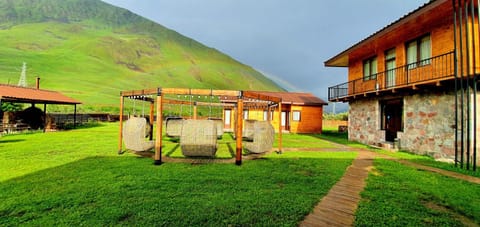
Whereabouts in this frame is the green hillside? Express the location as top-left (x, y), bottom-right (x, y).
top-left (0, 0), bottom-right (283, 112)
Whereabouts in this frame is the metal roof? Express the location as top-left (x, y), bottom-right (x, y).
top-left (247, 91), bottom-right (328, 106)
top-left (0, 84), bottom-right (81, 105)
top-left (324, 0), bottom-right (446, 67)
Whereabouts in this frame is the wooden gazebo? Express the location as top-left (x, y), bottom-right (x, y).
top-left (0, 83), bottom-right (81, 131)
top-left (118, 87), bottom-right (283, 165)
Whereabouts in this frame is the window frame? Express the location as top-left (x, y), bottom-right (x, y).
top-left (406, 34), bottom-right (431, 69)
top-left (243, 109), bottom-right (249, 120)
top-left (363, 56), bottom-right (378, 81)
top-left (292, 111), bottom-right (301, 122)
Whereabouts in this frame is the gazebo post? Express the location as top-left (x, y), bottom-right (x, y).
top-left (278, 101), bottom-right (283, 154)
top-left (266, 105), bottom-right (271, 122)
top-left (235, 94), bottom-right (244, 165)
top-left (118, 95), bottom-right (125, 154)
top-left (154, 88), bottom-right (163, 165)
top-left (193, 102), bottom-right (198, 120)
top-left (149, 100), bottom-right (154, 141)
top-left (73, 104), bottom-right (77, 129)
top-left (42, 103), bottom-right (47, 133)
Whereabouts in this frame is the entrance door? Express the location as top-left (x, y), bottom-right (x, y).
top-left (281, 111), bottom-right (290, 131)
top-left (381, 99), bottom-right (403, 142)
top-left (224, 109), bottom-right (231, 129)
top-left (385, 49), bottom-right (396, 88)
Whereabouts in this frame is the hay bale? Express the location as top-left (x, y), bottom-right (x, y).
top-left (166, 117), bottom-right (184, 137)
top-left (180, 119), bottom-right (217, 157)
top-left (123, 117), bottom-right (155, 152)
top-left (244, 121), bottom-right (275, 154)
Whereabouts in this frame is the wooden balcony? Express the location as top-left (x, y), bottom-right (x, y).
top-left (328, 51), bottom-right (456, 102)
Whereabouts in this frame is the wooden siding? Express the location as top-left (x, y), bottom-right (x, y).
top-left (345, 1), bottom-right (479, 96)
top-left (289, 105), bottom-right (323, 133)
top-left (348, 1), bottom-right (454, 82)
top-left (224, 104), bottom-right (323, 134)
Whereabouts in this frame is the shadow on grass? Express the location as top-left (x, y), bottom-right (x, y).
top-left (224, 142), bottom-right (235, 158)
top-left (0, 139), bottom-right (26, 144)
top-left (0, 153), bottom-right (355, 226)
top-left (165, 143), bottom-right (180, 157)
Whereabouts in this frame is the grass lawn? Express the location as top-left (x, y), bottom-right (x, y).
top-left (1, 123), bottom-right (479, 226)
top-left (355, 159), bottom-right (480, 226)
top-left (0, 123), bottom-right (356, 226)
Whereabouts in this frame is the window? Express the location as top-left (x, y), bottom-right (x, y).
top-left (243, 110), bottom-right (249, 119)
top-left (385, 48), bottom-right (396, 87)
top-left (363, 56), bottom-right (378, 80)
top-left (406, 34), bottom-right (431, 69)
top-left (292, 111), bottom-right (301, 121)
top-left (263, 110), bottom-right (274, 121)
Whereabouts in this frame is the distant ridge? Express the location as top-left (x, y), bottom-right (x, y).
top-left (0, 0), bottom-right (284, 112)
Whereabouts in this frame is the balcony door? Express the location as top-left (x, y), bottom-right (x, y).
top-left (385, 49), bottom-right (396, 88)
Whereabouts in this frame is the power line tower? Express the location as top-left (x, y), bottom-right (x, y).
top-left (17, 62), bottom-right (27, 87)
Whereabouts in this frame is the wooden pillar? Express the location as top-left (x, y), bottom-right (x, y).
top-left (149, 101), bottom-right (154, 141)
top-left (73, 104), bottom-right (77, 129)
top-left (277, 101), bottom-right (283, 153)
top-left (43, 104), bottom-right (47, 133)
top-left (235, 97), bottom-right (244, 165)
top-left (154, 93), bottom-right (163, 165)
top-left (193, 102), bottom-right (198, 120)
top-left (266, 106), bottom-right (271, 122)
top-left (118, 96), bottom-right (124, 154)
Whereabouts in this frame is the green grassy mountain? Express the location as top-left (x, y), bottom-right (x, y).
top-left (0, 0), bottom-right (284, 112)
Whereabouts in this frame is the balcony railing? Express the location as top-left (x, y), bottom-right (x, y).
top-left (328, 51), bottom-right (455, 101)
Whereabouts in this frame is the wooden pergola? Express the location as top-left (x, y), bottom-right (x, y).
top-left (118, 87), bottom-right (283, 165)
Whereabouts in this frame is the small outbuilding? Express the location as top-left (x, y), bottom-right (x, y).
top-left (222, 91), bottom-right (327, 134)
top-left (0, 82), bottom-right (81, 132)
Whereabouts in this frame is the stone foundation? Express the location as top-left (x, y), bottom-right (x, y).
top-left (348, 90), bottom-right (480, 163)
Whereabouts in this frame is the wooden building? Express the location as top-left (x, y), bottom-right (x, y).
top-left (0, 82), bottom-right (81, 132)
top-left (222, 91), bottom-right (327, 134)
top-left (325, 0), bottom-right (479, 167)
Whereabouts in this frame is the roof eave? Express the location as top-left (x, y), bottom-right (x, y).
top-left (324, 0), bottom-right (445, 68)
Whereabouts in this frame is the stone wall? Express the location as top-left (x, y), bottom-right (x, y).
top-left (400, 91), bottom-right (456, 160)
top-left (348, 98), bottom-right (384, 144)
top-left (349, 90), bottom-right (480, 163)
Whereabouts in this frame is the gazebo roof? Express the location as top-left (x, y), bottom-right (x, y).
top-left (0, 84), bottom-right (81, 105)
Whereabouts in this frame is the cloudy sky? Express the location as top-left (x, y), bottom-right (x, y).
top-left (101, 0), bottom-right (428, 110)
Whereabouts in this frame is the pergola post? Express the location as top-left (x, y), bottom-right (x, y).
top-left (266, 105), bottom-right (271, 122)
top-left (118, 95), bottom-right (124, 154)
top-left (42, 104), bottom-right (47, 133)
top-left (278, 101), bottom-right (283, 153)
top-left (73, 104), bottom-right (77, 129)
top-left (154, 88), bottom-right (163, 165)
top-left (149, 100), bottom-right (154, 141)
top-left (235, 95), bottom-right (244, 165)
top-left (193, 102), bottom-right (198, 120)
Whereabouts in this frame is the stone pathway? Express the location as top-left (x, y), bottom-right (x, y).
top-left (299, 150), bottom-right (374, 227)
